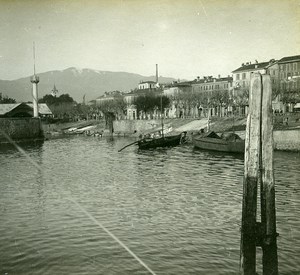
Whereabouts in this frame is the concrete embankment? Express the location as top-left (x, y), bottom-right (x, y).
top-left (273, 129), bottom-right (300, 151)
top-left (0, 118), bottom-right (44, 143)
top-left (114, 118), bottom-right (300, 152)
top-left (29, 117), bottom-right (300, 152)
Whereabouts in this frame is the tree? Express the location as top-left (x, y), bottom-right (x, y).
top-left (134, 92), bottom-right (170, 115)
top-left (0, 93), bottom-right (16, 103)
top-left (98, 96), bottom-right (127, 120)
top-left (39, 93), bottom-right (75, 105)
top-left (210, 90), bottom-right (231, 117)
top-left (38, 93), bottom-right (76, 120)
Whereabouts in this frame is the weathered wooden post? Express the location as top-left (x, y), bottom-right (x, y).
top-left (261, 75), bottom-right (278, 275)
top-left (240, 73), bottom-right (261, 274)
top-left (240, 73), bottom-right (278, 275)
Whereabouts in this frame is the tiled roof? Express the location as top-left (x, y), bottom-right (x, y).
top-left (164, 81), bottom-right (193, 87)
top-left (232, 62), bottom-right (270, 73)
top-left (139, 81), bottom-right (156, 84)
top-left (278, 55), bottom-right (300, 63)
top-left (26, 103), bottom-right (53, 115)
top-left (0, 103), bottom-right (22, 115)
top-left (191, 77), bottom-right (233, 85)
top-left (0, 103), bottom-right (52, 116)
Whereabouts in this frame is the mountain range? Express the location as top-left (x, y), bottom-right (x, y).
top-left (0, 67), bottom-right (177, 103)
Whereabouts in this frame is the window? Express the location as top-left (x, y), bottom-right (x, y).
top-left (236, 74), bottom-right (240, 80)
top-left (294, 63), bottom-right (297, 71)
top-left (242, 73), bottom-right (246, 79)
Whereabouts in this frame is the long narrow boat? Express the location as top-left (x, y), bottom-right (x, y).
top-left (192, 131), bottom-right (245, 153)
top-left (138, 132), bottom-right (187, 150)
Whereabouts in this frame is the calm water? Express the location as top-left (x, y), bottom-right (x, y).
top-left (0, 136), bottom-right (299, 275)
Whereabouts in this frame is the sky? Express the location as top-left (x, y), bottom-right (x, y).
top-left (0, 0), bottom-right (299, 81)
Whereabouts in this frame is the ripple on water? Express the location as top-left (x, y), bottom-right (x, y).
top-left (0, 137), bottom-right (299, 274)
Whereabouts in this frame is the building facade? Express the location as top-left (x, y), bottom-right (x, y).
top-left (232, 55), bottom-right (300, 113)
top-left (277, 55), bottom-right (300, 112)
top-left (191, 75), bottom-right (233, 94)
top-left (232, 60), bottom-right (277, 89)
top-left (138, 81), bottom-right (157, 90)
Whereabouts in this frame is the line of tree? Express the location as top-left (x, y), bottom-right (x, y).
top-left (38, 94), bottom-right (75, 105)
top-left (134, 92), bottom-right (170, 115)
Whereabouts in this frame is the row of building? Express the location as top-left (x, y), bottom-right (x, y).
top-left (94, 54), bottom-right (300, 120)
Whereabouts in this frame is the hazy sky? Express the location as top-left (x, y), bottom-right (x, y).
top-left (0, 0), bottom-right (299, 80)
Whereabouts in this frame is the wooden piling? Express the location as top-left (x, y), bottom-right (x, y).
top-left (240, 73), bottom-right (278, 274)
top-left (240, 73), bottom-right (262, 275)
top-left (261, 75), bottom-right (278, 275)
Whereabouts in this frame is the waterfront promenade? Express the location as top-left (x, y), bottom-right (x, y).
top-left (40, 115), bottom-right (300, 152)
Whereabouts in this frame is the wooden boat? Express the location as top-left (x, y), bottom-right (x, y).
top-left (192, 131), bottom-right (245, 153)
top-left (138, 132), bottom-right (187, 150)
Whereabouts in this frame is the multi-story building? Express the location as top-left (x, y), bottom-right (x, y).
top-left (191, 75), bottom-right (233, 94)
top-left (277, 55), bottom-right (300, 112)
top-left (162, 81), bottom-right (192, 118)
top-left (232, 55), bottom-right (300, 113)
top-left (278, 55), bottom-right (300, 83)
top-left (138, 81), bottom-right (157, 90)
top-left (232, 60), bottom-right (277, 90)
top-left (123, 80), bottom-right (162, 119)
top-left (163, 81), bottom-right (192, 97)
top-left (232, 59), bottom-right (279, 114)
top-left (191, 75), bottom-right (234, 116)
top-left (162, 76), bottom-right (233, 118)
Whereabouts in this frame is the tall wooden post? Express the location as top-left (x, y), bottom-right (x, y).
top-left (240, 73), bottom-right (261, 274)
top-left (240, 73), bottom-right (278, 275)
top-left (261, 75), bottom-right (278, 275)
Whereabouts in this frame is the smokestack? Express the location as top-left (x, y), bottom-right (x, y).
top-left (31, 42), bottom-right (39, 118)
top-left (156, 64), bottom-right (158, 84)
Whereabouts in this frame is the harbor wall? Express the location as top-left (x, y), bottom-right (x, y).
top-left (114, 119), bottom-right (300, 151)
top-left (273, 129), bottom-right (300, 151)
top-left (222, 129), bottom-right (300, 152)
top-left (113, 119), bottom-right (162, 134)
top-left (0, 118), bottom-right (44, 143)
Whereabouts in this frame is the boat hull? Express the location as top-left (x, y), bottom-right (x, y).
top-left (192, 135), bottom-right (245, 153)
top-left (138, 134), bottom-right (184, 150)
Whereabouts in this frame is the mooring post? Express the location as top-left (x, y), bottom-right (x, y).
top-left (240, 73), bottom-right (262, 275)
top-left (240, 73), bottom-right (278, 274)
top-left (261, 75), bottom-right (278, 275)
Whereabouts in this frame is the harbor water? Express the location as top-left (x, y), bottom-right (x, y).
top-left (0, 136), bottom-right (299, 274)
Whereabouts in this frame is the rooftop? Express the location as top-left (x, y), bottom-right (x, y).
top-left (26, 103), bottom-right (53, 115)
top-left (139, 81), bottom-right (156, 84)
top-left (0, 103), bottom-right (52, 116)
top-left (232, 61), bottom-right (270, 73)
top-left (0, 103), bottom-right (22, 115)
top-left (278, 55), bottom-right (300, 63)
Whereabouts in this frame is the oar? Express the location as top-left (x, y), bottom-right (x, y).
top-left (118, 140), bottom-right (139, 152)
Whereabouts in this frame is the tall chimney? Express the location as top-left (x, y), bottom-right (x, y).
top-left (30, 42), bottom-right (39, 118)
top-left (156, 64), bottom-right (158, 84)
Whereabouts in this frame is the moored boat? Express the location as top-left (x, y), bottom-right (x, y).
top-left (138, 132), bottom-right (187, 150)
top-left (192, 131), bottom-right (245, 153)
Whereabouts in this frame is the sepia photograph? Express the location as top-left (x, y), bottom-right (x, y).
top-left (0, 0), bottom-right (299, 274)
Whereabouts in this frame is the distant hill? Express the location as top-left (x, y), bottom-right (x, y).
top-left (0, 67), bottom-right (177, 103)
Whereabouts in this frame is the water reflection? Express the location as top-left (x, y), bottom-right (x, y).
top-left (0, 139), bottom-right (44, 154)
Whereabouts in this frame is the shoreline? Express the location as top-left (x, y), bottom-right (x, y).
top-left (41, 117), bottom-right (300, 152)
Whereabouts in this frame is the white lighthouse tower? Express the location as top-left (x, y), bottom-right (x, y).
top-left (30, 42), bottom-right (39, 118)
